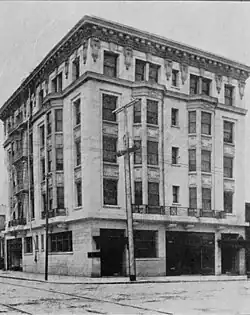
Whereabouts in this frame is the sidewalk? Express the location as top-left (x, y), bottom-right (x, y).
top-left (0, 270), bottom-right (247, 285)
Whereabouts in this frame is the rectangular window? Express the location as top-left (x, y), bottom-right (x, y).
top-left (134, 230), bottom-right (157, 258)
top-left (104, 52), bottom-right (118, 77)
top-left (133, 99), bottom-right (141, 123)
top-left (48, 188), bottom-right (53, 211)
top-left (56, 148), bottom-right (63, 171)
top-left (225, 85), bottom-right (233, 106)
top-left (102, 94), bottom-right (117, 122)
top-left (103, 179), bottom-right (117, 205)
top-left (171, 108), bottom-right (179, 126)
top-left (224, 156), bottom-right (233, 178)
top-left (103, 136), bottom-right (117, 163)
top-left (224, 191), bottom-right (233, 213)
top-left (224, 121), bottom-right (234, 143)
top-left (50, 231), bottom-right (72, 252)
top-left (134, 181), bottom-right (142, 205)
top-left (75, 140), bottom-right (81, 166)
top-left (201, 150), bottom-right (211, 172)
top-left (149, 63), bottom-right (159, 83)
top-left (52, 77), bottom-right (57, 93)
top-left (188, 111), bottom-right (196, 133)
top-left (135, 59), bottom-right (146, 81)
top-left (40, 125), bottom-right (45, 147)
top-left (147, 99), bottom-right (158, 125)
top-left (202, 78), bottom-right (211, 96)
top-left (57, 73), bottom-right (63, 92)
top-left (47, 112), bottom-right (52, 135)
top-left (24, 237), bottom-right (33, 253)
top-left (172, 186), bottom-right (179, 204)
top-left (41, 234), bottom-right (44, 251)
top-left (148, 182), bottom-right (159, 206)
top-left (47, 149), bottom-right (52, 173)
top-left (41, 158), bottom-right (45, 181)
top-left (57, 187), bottom-right (64, 209)
top-left (42, 193), bottom-right (46, 212)
top-left (190, 75), bottom-right (199, 95)
top-left (74, 99), bottom-right (81, 126)
top-left (189, 187), bottom-right (197, 209)
top-left (202, 188), bottom-right (211, 210)
top-left (76, 181), bottom-right (82, 207)
top-left (55, 109), bottom-right (63, 132)
top-left (172, 147), bottom-right (179, 165)
top-left (201, 112), bottom-right (211, 135)
top-left (72, 57), bottom-right (80, 81)
top-left (39, 89), bottom-right (44, 107)
top-left (172, 69), bottom-right (179, 87)
top-left (35, 235), bottom-right (39, 251)
top-left (134, 140), bottom-right (142, 165)
top-left (147, 141), bottom-right (158, 165)
top-left (189, 149), bottom-right (196, 172)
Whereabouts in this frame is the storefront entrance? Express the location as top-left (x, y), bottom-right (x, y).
top-left (100, 229), bottom-right (126, 277)
top-left (166, 231), bottom-right (215, 276)
top-left (221, 234), bottom-right (241, 275)
top-left (7, 238), bottom-right (23, 271)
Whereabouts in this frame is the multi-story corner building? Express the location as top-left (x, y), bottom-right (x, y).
top-left (0, 15), bottom-right (250, 277)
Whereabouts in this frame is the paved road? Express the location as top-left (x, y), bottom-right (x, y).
top-left (0, 277), bottom-right (250, 314)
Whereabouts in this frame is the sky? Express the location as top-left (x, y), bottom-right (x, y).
top-left (0, 1), bottom-right (250, 204)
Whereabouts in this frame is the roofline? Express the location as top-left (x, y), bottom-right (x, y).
top-left (1, 14), bottom-right (250, 119)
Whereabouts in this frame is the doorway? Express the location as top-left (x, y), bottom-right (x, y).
top-left (100, 229), bottom-right (126, 277)
top-left (7, 238), bottom-right (23, 271)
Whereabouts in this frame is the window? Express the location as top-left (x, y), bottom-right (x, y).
top-left (134, 140), bottom-right (142, 165)
top-left (224, 156), bottom-right (233, 178)
top-left (41, 158), bottom-right (45, 181)
top-left (134, 181), bottom-right (142, 205)
top-left (190, 75), bottom-right (199, 95)
top-left (224, 121), bottom-right (234, 143)
top-left (55, 109), bottom-right (63, 132)
top-left (35, 235), bottom-right (39, 251)
top-left (103, 136), bottom-right (117, 163)
top-left (134, 230), bottom-right (157, 258)
top-left (52, 73), bottom-right (63, 93)
top-left (188, 111), bottom-right (196, 133)
top-left (104, 52), bottom-right (118, 77)
top-left (133, 99), bottom-right (141, 123)
top-left (148, 182), bottom-right (159, 206)
top-left (202, 188), bottom-right (211, 210)
top-left (50, 231), bottom-right (72, 252)
top-left (147, 99), bottom-right (158, 125)
top-left (31, 190), bottom-right (35, 219)
top-left (102, 94), bottom-right (117, 122)
top-left (201, 112), bottom-right (211, 135)
top-left (41, 234), bottom-right (44, 251)
top-left (171, 108), bottom-right (179, 126)
top-left (39, 89), bottom-right (44, 107)
top-left (224, 191), bottom-right (233, 213)
top-left (135, 59), bottom-right (146, 81)
top-left (48, 188), bottom-right (53, 211)
top-left (74, 99), bottom-right (81, 126)
top-left (76, 181), bottom-right (82, 207)
top-left (147, 141), bottom-right (158, 165)
top-left (225, 85), bottom-right (233, 106)
top-left (189, 187), bottom-right (197, 209)
top-left (75, 140), bottom-right (81, 166)
top-left (103, 179), bottom-right (117, 205)
top-left (24, 237), bottom-right (33, 253)
top-left (172, 186), bottom-right (179, 204)
top-left (52, 77), bottom-right (57, 93)
top-left (40, 125), bottom-right (45, 147)
top-left (202, 78), bottom-right (211, 96)
top-left (188, 149), bottom-right (196, 172)
top-left (42, 193), bottom-right (46, 212)
top-left (57, 187), bottom-right (64, 209)
top-left (72, 57), bottom-right (80, 81)
top-left (172, 69), bottom-right (179, 87)
top-left (47, 112), bottom-right (52, 135)
top-left (201, 150), bottom-right (211, 172)
top-left (172, 147), bottom-right (179, 165)
top-left (47, 150), bottom-right (52, 173)
top-left (56, 148), bottom-right (63, 171)
top-left (149, 63), bottom-right (159, 83)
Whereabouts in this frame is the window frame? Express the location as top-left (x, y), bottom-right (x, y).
top-left (224, 191), bottom-right (233, 213)
top-left (74, 99), bottom-right (81, 126)
top-left (171, 108), bottom-right (179, 126)
top-left (201, 78), bottom-right (211, 96)
top-left (135, 59), bottom-right (146, 81)
top-left (76, 181), bottom-right (82, 207)
top-left (172, 147), bottom-right (179, 165)
top-left (57, 186), bottom-right (64, 209)
top-left (47, 149), bottom-right (52, 173)
top-left (147, 99), bottom-right (158, 125)
top-left (190, 74), bottom-right (199, 95)
top-left (172, 185), bottom-right (179, 204)
top-left (189, 187), bottom-right (197, 209)
top-left (134, 140), bottom-right (142, 165)
top-left (224, 156), bottom-right (233, 178)
top-left (148, 63), bottom-right (159, 83)
top-left (188, 149), bottom-right (196, 172)
top-left (201, 150), bottom-right (211, 173)
top-left (224, 85), bottom-right (234, 106)
top-left (75, 140), bottom-right (81, 166)
top-left (72, 57), bottom-right (80, 81)
top-left (188, 111), bottom-right (196, 134)
top-left (103, 136), bottom-right (117, 163)
top-left (201, 111), bottom-right (212, 135)
top-left (24, 236), bottom-right (33, 254)
top-left (172, 69), bottom-right (179, 87)
top-left (134, 181), bottom-right (142, 205)
top-left (103, 51), bottom-right (118, 78)
top-left (133, 99), bottom-right (141, 123)
top-left (147, 141), bottom-right (158, 165)
top-left (56, 147), bottom-right (64, 171)
top-left (148, 182), bottom-right (159, 206)
top-left (224, 121), bottom-right (234, 144)
top-left (102, 94), bottom-right (117, 122)
top-left (202, 188), bottom-right (211, 210)
top-left (55, 109), bottom-right (63, 132)
top-left (134, 230), bottom-right (157, 258)
top-left (103, 178), bottom-right (118, 205)
top-left (40, 125), bottom-right (45, 147)
top-left (50, 231), bottom-right (73, 253)
top-left (47, 111), bottom-right (52, 135)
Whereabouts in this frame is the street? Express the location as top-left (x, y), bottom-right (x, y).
top-left (0, 277), bottom-right (250, 314)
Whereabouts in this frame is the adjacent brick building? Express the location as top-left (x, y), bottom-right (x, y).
top-left (0, 16), bottom-right (250, 276)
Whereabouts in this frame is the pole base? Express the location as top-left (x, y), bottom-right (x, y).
top-left (129, 275), bottom-right (136, 281)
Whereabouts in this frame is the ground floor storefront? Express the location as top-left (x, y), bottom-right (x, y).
top-left (4, 220), bottom-right (247, 277)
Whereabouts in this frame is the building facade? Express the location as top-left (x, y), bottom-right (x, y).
top-left (0, 16), bottom-right (250, 276)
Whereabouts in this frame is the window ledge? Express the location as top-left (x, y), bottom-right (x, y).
top-left (225, 213), bottom-right (235, 216)
top-left (188, 171), bottom-right (197, 175)
top-left (102, 120), bottom-right (118, 125)
top-left (171, 85), bottom-right (180, 90)
top-left (24, 253), bottom-right (33, 256)
top-left (147, 123), bottom-right (159, 129)
top-left (171, 125), bottom-right (180, 129)
top-left (224, 177), bottom-right (235, 181)
top-left (188, 133), bottom-right (197, 136)
top-left (171, 164), bottom-right (181, 167)
top-left (136, 257), bottom-right (159, 261)
top-left (147, 165), bottom-right (159, 169)
top-left (55, 131), bottom-right (63, 135)
top-left (172, 203), bottom-right (181, 206)
top-left (49, 252), bottom-right (73, 255)
top-left (103, 162), bottom-right (119, 167)
top-left (201, 134), bottom-right (212, 138)
top-left (201, 172), bottom-right (212, 175)
top-left (224, 142), bottom-right (235, 147)
top-left (74, 206), bottom-right (82, 211)
top-left (133, 123), bottom-right (142, 127)
top-left (134, 164), bottom-right (142, 168)
top-left (103, 205), bottom-right (121, 209)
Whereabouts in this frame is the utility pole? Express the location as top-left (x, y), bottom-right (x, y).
top-left (44, 174), bottom-right (49, 281)
top-left (113, 98), bottom-right (140, 282)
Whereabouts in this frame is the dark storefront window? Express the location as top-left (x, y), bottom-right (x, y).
top-left (50, 231), bottom-right (72, 252)
top-left (134, 230), bottom-right (157, 258)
